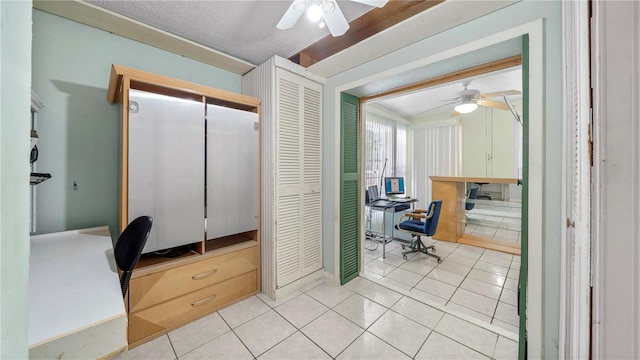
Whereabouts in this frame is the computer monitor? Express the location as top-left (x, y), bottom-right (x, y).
top-left (367, 185), bottom-right (380, 203)
top-left (384, 177), bottom-right (405, 196)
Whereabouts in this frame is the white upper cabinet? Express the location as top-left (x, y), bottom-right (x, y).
top-left (461, 106), bottom-right (521, 178)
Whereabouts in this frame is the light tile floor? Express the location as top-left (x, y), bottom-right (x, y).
top-left (363, 237), bottom-right (520, 335)
top-left (113, 276), bottom-right (518, 360)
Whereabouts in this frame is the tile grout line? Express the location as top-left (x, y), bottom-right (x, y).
top-left (365, 240), bottom-right (520, 334)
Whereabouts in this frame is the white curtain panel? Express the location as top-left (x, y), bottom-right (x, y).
top-left (413, 124), bottom-right (462, 207)
top-left (364, 111), bottom-right (408, 231)
top-left (396, 124), bottom-right (407, 179)
top-left (364, 112), bottom-right (406, 190)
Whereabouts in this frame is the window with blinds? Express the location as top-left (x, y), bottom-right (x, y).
top-left (364, 109), bottom-right (408, 192)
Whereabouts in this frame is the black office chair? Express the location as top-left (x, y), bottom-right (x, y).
top-left (466, 186), bottom-right (479, 211)
top-left (114, 215), bottom-right (153, 297)
top-left (475, 182), bottom-right (492, 200)
top-left (395, 200), bottom-right (443, 263)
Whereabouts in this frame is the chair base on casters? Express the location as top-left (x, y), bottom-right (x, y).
top-left (401, 236), bottom-right (442, 263)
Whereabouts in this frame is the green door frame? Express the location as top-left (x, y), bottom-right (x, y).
top-left (518, 33), bottom-right (529, 360)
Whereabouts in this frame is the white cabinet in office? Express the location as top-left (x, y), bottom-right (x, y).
top-left (462, 110), bottom-right (488, 177)
top-left (490, 107), bottom-right (518, 178)
top-left (461, 106), bottom-right (519, 179)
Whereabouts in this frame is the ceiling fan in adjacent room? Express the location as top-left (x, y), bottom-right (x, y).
top-left (277, 0), bottom-right (388, 37)
top-left (433, 82), bottom-right (521, 117)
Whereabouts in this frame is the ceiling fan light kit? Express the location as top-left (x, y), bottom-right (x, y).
top-left (307, 3), bottom-right (324, 22)
top-left (277, 0), bottom-right (388, 37)
top-left (454, 102), bottom-right (478, 114)
top-left (420, 83), bottom-right (521, 117)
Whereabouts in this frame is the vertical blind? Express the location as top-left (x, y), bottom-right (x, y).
top-left (364, 110), bottom-right (407, 232)
top-left (413, 124), bottom-right (462, 206)
top-left (364, 111), bottom-right (407, 193)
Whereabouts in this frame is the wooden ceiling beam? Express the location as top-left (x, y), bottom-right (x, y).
top-left (291, 0), bottom-right (444, 67)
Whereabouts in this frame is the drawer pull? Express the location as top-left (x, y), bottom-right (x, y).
top-left (191, 293), bottom-right (217, 307)
top-left (192, 269), bottom-right (218, 280)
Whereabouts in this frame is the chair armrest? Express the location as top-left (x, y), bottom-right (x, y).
top-left (413, 203), bottom-right (435, 219)
top-left (404, 212), bottom-right (426, 219)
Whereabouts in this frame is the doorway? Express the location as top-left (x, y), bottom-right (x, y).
top-left (334, 20), bottom-right (545, 359)
top-left (359, 57), bottom-right (524, 333)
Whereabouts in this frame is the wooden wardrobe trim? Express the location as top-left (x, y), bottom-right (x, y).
top-left (107, 64), bottom-right (260, 109)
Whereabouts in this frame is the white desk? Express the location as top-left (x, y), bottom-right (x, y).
top-left (366, 198), bottom-right (418, 258)
top-left (29, 226), bottom-right (127, 359)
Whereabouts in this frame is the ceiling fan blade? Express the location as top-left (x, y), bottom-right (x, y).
top-left (350, 0), bottom-right (389, 8)
top-left (277, 1), bottom-right (306, 30)
top-left (450, 110), bottom-right (460, 117)
top-left (480, 99), bottom-right (509, 111)
top-left (322, 3), bottom-right (349, 36)
top-left (480, 90), bottom-right (521, 99)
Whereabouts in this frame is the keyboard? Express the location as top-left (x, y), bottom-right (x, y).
top-left (392, 197), bottom-right (413, 202)
top-left (371, 200), bottom-right (395, 207)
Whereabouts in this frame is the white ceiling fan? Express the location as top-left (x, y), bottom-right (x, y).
top-left (434, 82), bottom-right (521, 117)
top-left (277, 0), bottom-right (388, 37)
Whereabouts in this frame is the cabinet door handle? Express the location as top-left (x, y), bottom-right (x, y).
top-left (192, 268), bottom-right (218, 280)
top-left (191, 293), bottom-right (217, 307)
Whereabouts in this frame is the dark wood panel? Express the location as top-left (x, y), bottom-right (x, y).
top-left (291, 0), bottom-right (444, 67)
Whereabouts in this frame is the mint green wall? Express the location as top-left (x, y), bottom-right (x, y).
top-left (1, 2), bottom-right (31, 358)
top-left (321, 1), bottom-right (562, 358)
top-left (32, 10), bottom-right (242, 237)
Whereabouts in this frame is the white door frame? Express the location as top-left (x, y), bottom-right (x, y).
top-left (332, 19), bottom-right (545, 358)
top-left (559, 0), bottom-right (592, 358)
top-left (591, 1), bottom-right (640, 358)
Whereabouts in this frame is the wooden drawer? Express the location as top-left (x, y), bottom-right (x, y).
top-left (128, 270), bottom-right (257, 344)
top-left (129, 247), bottom-right (258, 312)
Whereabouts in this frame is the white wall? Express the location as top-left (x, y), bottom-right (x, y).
top-left (321, 1), bottom-right (562, 358)
top-left (0, 1), bottom-right (31, 358)
top-left (592, 1), bottom-right (640, 358)
top-left (31, 10), bottom-right (242, 237)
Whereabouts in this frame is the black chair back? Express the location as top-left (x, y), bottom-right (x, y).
top-left (115, 215), bottom-right (152, 297)
top-left (465, 186), bottom-right (479, 211)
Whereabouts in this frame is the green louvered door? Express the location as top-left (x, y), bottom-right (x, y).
top-left (340, 93), bottom-right (360, 285)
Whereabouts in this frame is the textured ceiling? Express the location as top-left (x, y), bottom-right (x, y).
top-left (80, 0), bottom-right (522, 119)
top-left (86, 0), bottom-right (375, 65)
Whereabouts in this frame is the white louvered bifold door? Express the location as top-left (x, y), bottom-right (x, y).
top-left (275, 69), bottom-right (322, 287)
